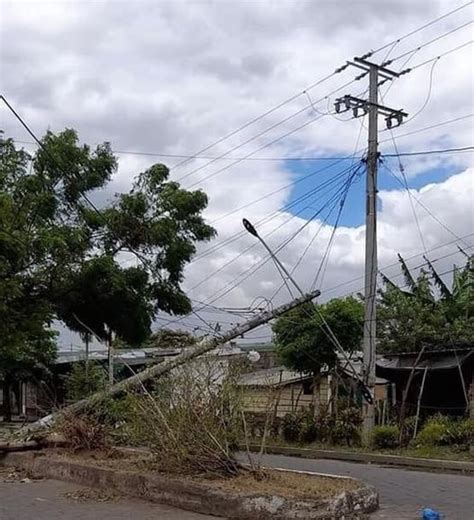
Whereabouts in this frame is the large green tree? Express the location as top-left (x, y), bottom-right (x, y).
top-left (0, 130), bottom-right (215, 419)
top-left (273, 297), bottom-right (364, 375)
top-left (378, 254), bottom-right (474, 354)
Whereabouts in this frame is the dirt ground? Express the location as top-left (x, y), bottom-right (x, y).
top-left (48, 448), bottom-right (360, 500)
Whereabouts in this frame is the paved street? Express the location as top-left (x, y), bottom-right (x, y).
top-left (251, 453), bottom-right (474, 519)
top-left (0, 478), bottom-right (215, 520)
top-left (1, 456), bottom-right (472, 519)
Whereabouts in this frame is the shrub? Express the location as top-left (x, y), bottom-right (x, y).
top-left (65, 361), bottom-right (106, 401)
top-left (58, 411), bottom-right (110, 451)
top-left (330, 407), bottom-right (362, 446)
top-left (372, 425), bottom-right (400, 449)
top-left (123, 360), bottom-right (245, 476)
top-left (415, 415), bottom-right (473, 448)
top-left (443, 418), bottom-right (474, 448)
top-left (314, 410), bottom-right (334, 443)
top-left (416, 419), bottom-right (448, 447)
top-left (299, 411), bottom-right (318, 443)
top-left (281, 412), bottom-right (302, 442)
top-left (400, 415), bottom-right (417, 446)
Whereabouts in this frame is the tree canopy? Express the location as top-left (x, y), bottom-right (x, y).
top-left (0, 129), bottom-right (215, 419)
top-left (273, 297), bottom-right (364, 375)
top-left (377, 254), bottom-right (474, 354)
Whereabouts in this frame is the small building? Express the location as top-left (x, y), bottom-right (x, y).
top-left (238, 361), bottom-right (390, 418)
top-left (376, 347), bottom-right (474, 418)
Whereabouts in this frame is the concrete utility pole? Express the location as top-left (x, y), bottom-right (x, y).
top-left (335, 58), bottom-right (407, 442)
top-left (108, 330), bottom-right (114, 386)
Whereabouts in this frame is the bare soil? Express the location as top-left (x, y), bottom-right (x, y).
top-left (208, 470), bottom-right (358, 499)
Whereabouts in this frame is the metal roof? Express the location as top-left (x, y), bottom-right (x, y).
top-left (377, 349), bottom-right (474, 372)
top-left (238, 367), bottom-right (311, 387)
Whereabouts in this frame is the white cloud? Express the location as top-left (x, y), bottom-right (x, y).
top-left (1, 0), bottom-right (472, 343)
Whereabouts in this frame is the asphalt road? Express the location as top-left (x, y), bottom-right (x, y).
top-left (0, 478), bottom-right (215, 520)
top-left (250, 453), bottom-right (474, 519)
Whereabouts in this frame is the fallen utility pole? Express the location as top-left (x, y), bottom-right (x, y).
top-left (25, 289), bottom-right (320, 433)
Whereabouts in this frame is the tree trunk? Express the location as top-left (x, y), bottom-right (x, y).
top-left (2, 374), bottom-right (12, 422)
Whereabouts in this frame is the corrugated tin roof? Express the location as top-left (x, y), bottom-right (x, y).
top-left (377, 349), bottom-right (473, 371)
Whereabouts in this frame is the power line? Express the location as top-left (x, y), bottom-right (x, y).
top-left (203, 165), bottom-right (362, 305)
top-left (379, 113), bottom-right (474, 142)
top-left (387, 19), bottom-right (474, 66)
top-left (168, 1), bottom-right (473, 173)
top-left (381, 160), bottom-right (470, 247)
top-left (177, 33), bottom-right (474, 188)
top-left (320, 234), bottom-right (474, 298)
top-left (11, 137), bottom-right (473, 163)
top-left (192, 159), bottom-right (359, 262)
top-left (378, 89), bottom-right (428, 255)
top-left (186, 173), bottom-right (348, 294)
top-left (385, 146), bottom-right (474, 157)
top-left (373, 1), bottom-right (474, 55)
top-left (165, 2), bottom-right (473, 172)
top-left (407, 39), bottom-right (474, 73)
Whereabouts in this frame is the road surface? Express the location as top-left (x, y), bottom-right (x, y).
top-left (1, 456), bottom-right (472, 519)
top-left (0, 478), bottom-right (215, 520)
top-left (251, 453), bottom-right (474, 519)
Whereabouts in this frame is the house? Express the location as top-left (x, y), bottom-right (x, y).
top-left (0, 341), bottom-right (269, 422)
top-left (0, 346), bottom-right (182, 422)
top-left (238, 357), bottom-right (391, 418)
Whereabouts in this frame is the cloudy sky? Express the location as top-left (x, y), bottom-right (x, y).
top-left (1, 0), bottom-right (473, 348)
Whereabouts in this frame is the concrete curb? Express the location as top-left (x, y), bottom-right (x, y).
top-left (0, 451), bottom-right (378, 519)
top-left (246, 444), bottom-right (474, 475)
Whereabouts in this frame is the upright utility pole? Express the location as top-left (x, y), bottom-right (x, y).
top-left (108, 330), bottom-right (114, 386)
top-left (335, 58), bottom-right (407, 442)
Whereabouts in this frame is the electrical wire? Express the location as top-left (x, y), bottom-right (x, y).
top-left (203, 173), bottom-right (359, 306)
top-left (192, 159), bottom-right (361, 262)
top-left (387, 19), bottom-right (474, 67)
top-left (404, 59), bottom-right (439, 124)
top-left (381, 160), bottom-right (470, 247)
top-left (378, 89), bottom-right (428, 255)
top-left (168, 1), bottom-right (473, 173)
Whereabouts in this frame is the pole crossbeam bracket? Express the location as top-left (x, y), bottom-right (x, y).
top-left (353, 57), bottom-right (402, 78)
top-left (334, 94), bottom-right (407, 129)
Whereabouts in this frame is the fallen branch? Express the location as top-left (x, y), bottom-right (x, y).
top-left (0, 440), bottom-right (40, 452)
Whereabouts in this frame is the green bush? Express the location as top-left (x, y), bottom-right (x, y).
top-left (372, 425), bottom-right (400, 449)
top-left (280, 407), bottom-right (362, 446)
top-left (444, 418), bottom-right (474, 447)
top-left (415, 415), bottom-right (474, 448)
top-left (400, 416), bottom-right (417, 446)
top-left (416, 417), bottom-right (449, 447)
top-left (66, 361), bottom-right (106, 401)
top-left (281, 412), bottom-right (302, 442)
top-left (299, 411), bottom-right (318, 443)
top-left (330, 407), bottom-right (362, 446)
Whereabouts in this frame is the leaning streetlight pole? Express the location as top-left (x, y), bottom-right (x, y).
top-left (335, 57), bottom-right (408, 442)
top-left (242, 217), bottom-right (374, 404)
